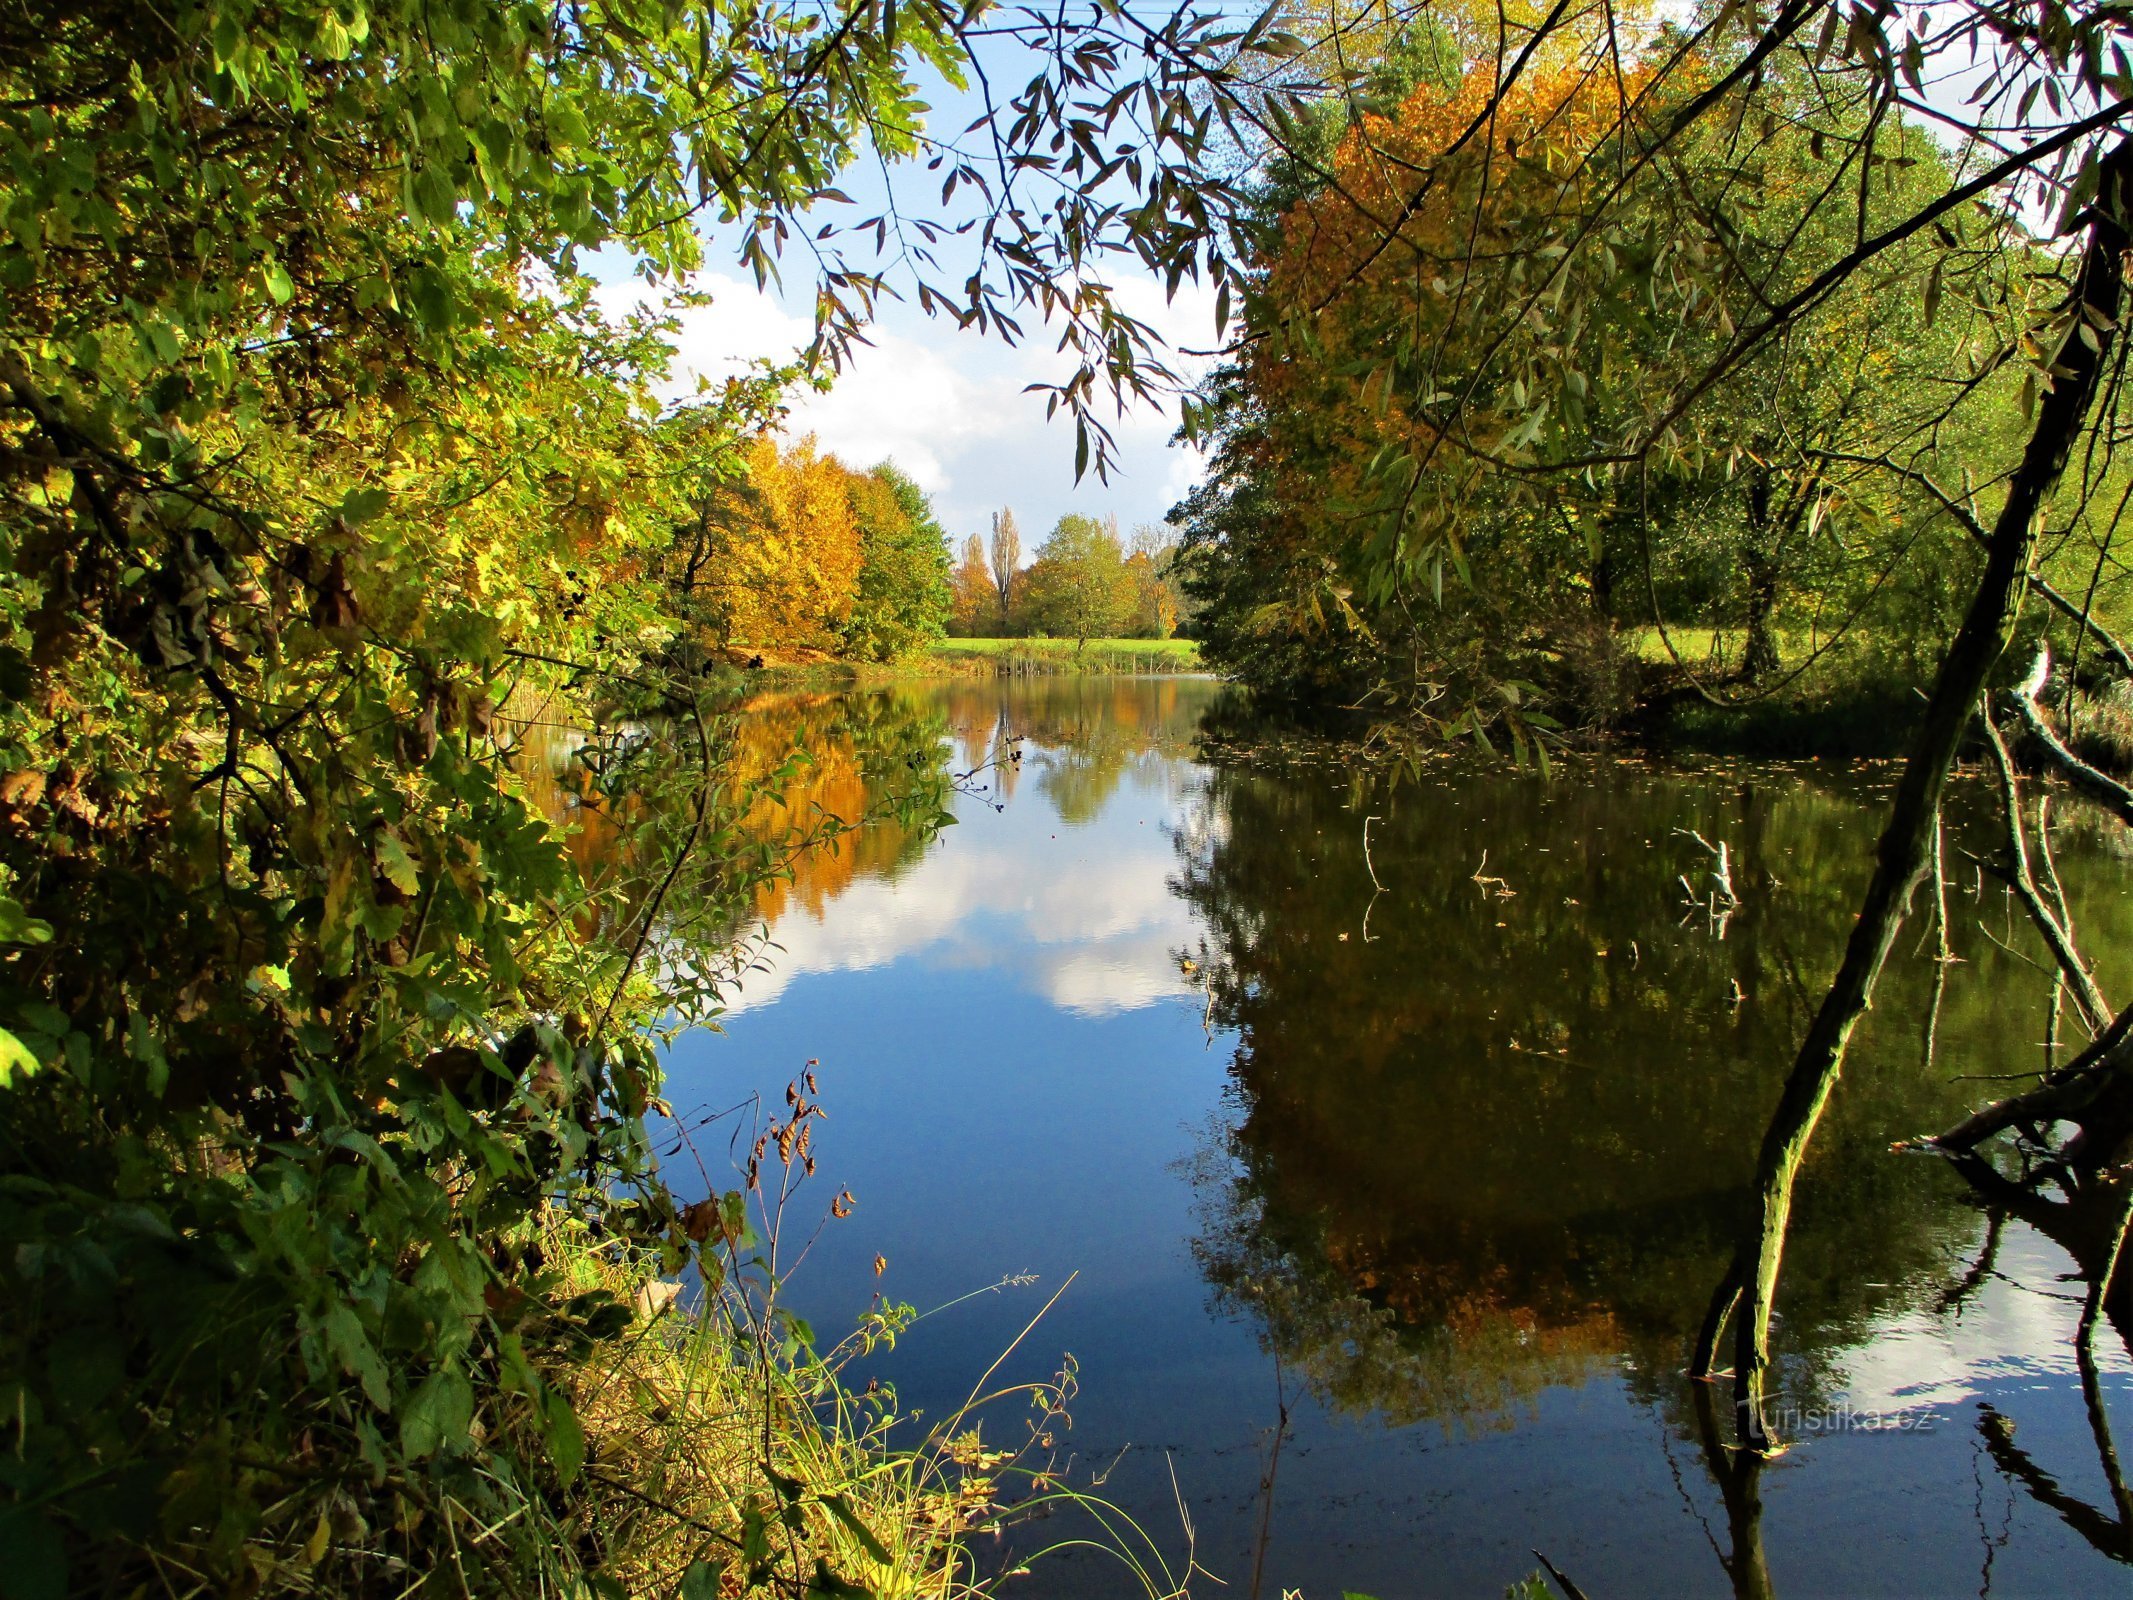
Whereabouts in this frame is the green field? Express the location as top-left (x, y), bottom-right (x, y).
top-left (1624, 626), bottom-right (1824, 666)
top-left (930, 637), bottom-right (1204, 675)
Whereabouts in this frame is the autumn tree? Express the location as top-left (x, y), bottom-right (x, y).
top-left (1126, 523), bottom-right (1186, 637)
top-left (950, 533), bottom-right (997, 635)
top-left (690, 435), bottom-right (862, 648)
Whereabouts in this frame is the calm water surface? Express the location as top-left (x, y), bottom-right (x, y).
top-left (659, 676), bottom-right (2133, 1599)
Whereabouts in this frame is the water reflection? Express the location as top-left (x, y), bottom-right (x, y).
top-left (1174, 761), bottom-right (2010, 1424)
top-left (1168, 750), bottom-right (2133, 1592)
top-left (666, 680), bottom-right (2133, 1597)
top-left (718, 677), bottom-right (1215, 1016)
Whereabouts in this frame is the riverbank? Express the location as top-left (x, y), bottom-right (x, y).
top-left (929, 637), bottom-right (1202, 675)
top-left (551, 1220), bottom-right (1018, 1599)
top-left (711, 637), bottom-right (1206, 690)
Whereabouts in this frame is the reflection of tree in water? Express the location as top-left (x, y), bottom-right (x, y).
top-left (1171, 756), bottom-right (2133, 1442)
top-left (504, 687), bottom-right (953, 962)
top-left (728, 689), bottom-right (949, 924)
top-left (1185, 1125), bottom-right (1623, 1435)
top-left (935, 676), bottom-right (1221, 824)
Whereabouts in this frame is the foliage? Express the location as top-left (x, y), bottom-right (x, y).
top-left (1020, 515), bottom-right (1137, 645)
top-left (949, 535), bottom-right (998, 637)
top-left (1124, 525), bottom-right (1190, 639)
top-left (693, 435), bottom-right (864, 648)
top-left (0, 0), bottom-right (1305, 1590)
top-left (676, 438), bottom-right (953, 659)
top-left (1179, 2), bottom-right (2133, 750)
top-left (843, 466), bottom-right (953, 664)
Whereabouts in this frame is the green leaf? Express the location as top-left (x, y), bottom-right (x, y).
top-left (400, 1367), bottom-right (474, 1458)
top-left (681, 1560), bottom-right (728, 1600)
top-left (0, 1028), bottom-right (38, 1089)
top-left (126, 1013), bottom-right (169, 1098)
top-left (820, 1493), bottom-right (892, 1565)
top-left (805, 1557), bottom-right (873, 1600)
top-left (542, 1389), bottom-right (585, 1483)
top-left (374, 832), bottom-right (421, 897)
top-left (322, 1302), bottom-right (392, 1411)
top-left (261, 261), bottom-right (294, 305)
top-left (340, 485), bottom-right (391, 525)
top-left (16, 1001), bottom-right (67, 1036)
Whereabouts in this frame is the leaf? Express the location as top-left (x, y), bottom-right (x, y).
top-left (0, 894), bottom-right (49, 947)
top-left (681, 1560), bottom-right (728, 1600)
top-left (400, 1366), bottom-right (474, 1458)
top-left (126, 1013), bottom-right (169, 1098)
top-left (374, 831), bottom-right (421, 897)
top-left (322, 1303), bottom-right (391, 1411)
top-left (805, 1557), bottom-right (873, 1600)
top-left (262, 261), bottom-right (294, 305)
top-left (0, 1028), bottom-right (39, 1089)
top-left (340, 485), bottom-right (390, 525)
top-left (542, 1389), bottom-right (585, 1483)
top-left (820, 1493), bottom-right (893, 1565)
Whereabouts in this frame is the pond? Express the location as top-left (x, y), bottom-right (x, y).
top-left (658, 675), bottom-right (2133, 1599)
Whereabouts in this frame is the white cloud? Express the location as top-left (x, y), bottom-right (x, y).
top-left (1835, 1222), bottom-right (2133, 1418)
top-left (596, 265), bottom-right (1219, 548)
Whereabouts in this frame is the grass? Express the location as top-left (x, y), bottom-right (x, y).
top-left (1623, 625), bottom-right (1824, 668)
top-left (549, 1115), bottom-right (1202, 1600)
top-left (557, 1224), bottom-right (1008, 1600)
top-left (928, 638), bottom-right (1203, 676)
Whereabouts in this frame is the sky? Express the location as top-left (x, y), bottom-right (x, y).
top-left (579, 3), bottom-right (2066, 564)
top-left (594, 262), bottom-right (1217, 557)
top-left (588, 41), bottom-right (1225, 562)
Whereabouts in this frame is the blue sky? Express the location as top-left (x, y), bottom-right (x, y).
top-left (591, 46), bottom-right (1224, 560)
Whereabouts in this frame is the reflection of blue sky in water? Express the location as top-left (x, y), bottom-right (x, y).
top-left (719, 743), bottom-right (1218, 1020)
top-left (664, 682), bottom-right (2133, 1598)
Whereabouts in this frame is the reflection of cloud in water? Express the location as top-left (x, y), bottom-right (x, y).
top-left (1835, 1223), bottom-right (2133, 1415)
top-left (720, 766), bottom-right (1207, 1018)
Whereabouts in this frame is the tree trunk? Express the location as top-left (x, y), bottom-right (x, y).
top-left (1693, 133), bottom-right (2133, 1455)
top-left (1741, 457), bottom-right (1781, 681)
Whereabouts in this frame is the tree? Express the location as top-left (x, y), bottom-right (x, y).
top-left (697, 434), bottom-right (863, 648)
top-left (950, 533), bottom-right (997, 635)
top-left (0, 0), bottom-right (1306, 1589)
top-left (1022, 514), bottom-right (1136, 645)
top-left (989, 508), bottom-right (1024, 631)
top-left (843, 463), bottom-right (953, 661)
top-left (1183, 0), bottom-right (2133, 1463)
top-left (1126, 523), bottom-right (1186, 637)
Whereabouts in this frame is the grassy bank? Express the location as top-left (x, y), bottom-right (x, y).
top-left (929, 637), bottom-right (1203, 675)
top-left (551, 1220), bottom-right (1028, 1600)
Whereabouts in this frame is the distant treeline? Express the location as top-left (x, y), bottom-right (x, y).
top-left (947, 510), bottom-right (1194, 642)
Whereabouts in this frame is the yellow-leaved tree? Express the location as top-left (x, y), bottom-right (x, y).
top-left (708, 435), bottom-right (864, 647)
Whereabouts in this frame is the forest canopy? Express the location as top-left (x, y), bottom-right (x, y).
top-left (1177, 1), bottom-right (2132, 757)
